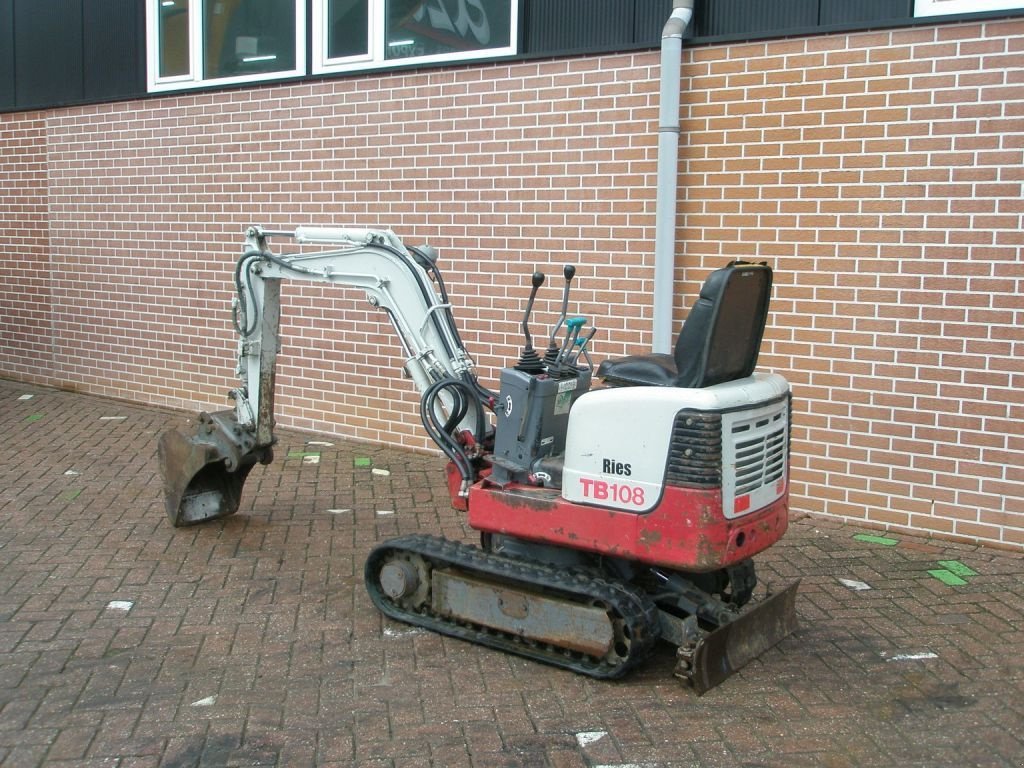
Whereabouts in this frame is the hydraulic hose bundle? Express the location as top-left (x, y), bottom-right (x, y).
top-left (419, 375), bottom-right (487, 496)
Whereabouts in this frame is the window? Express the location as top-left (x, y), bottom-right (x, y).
top-left (147, 0), bottom-right (518, 92)
top-left (147, 0), bottom-right (305, 91)
top-left (157, 0), bottom-right (191, 80)
top-left (914, 0), bottom-right (1024, 16)
top-left (313, 0), bottom-right (517, 74)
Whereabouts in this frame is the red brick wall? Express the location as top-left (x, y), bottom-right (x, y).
top-left (1, 18), bottom-right (1021, 550)
top-left (0, 113), bottom-right (53, 382)
top-left (679, 20), bottom-right (1024, 551)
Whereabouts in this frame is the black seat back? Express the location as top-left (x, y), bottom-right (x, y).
top-left (673, 261), bottom-right (773, 388)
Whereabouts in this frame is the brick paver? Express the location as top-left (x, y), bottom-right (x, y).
top-left (1, 378), bottom-right (1021, 767)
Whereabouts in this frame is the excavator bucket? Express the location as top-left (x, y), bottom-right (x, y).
top-left (683, 579), bottom-right (800, 695)
top-left (157, 410), bottom-right (269, 527)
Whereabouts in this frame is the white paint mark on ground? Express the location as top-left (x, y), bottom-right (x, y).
top-left (884, 651), bottom-right (938, 662)
top-left (106, 600), bottom-right (134, 611)
top-left (99, 416), bottom-right (127, 421)
top-left (64, 469), bottom-right (80, 476)
top-left (306, 441), bottom-right (334, 447)
top-left (191, 696), bottom-right (216, 707)
top-left (376, 510), bottom-right (394, 516)
top-left (371, 468), bottom-right (391, 476)
top-left (303, 455), bottom-right (321, 464)
top-left (575, 731), bottom-right (607, 747)
top-left (383, 626), bottom-right (422, 637)
top-left (18, 394), bottom-right (34, 400)
top-left (326, 508), bottom-right (351, 515)
top-left (838, 578), bottom-right (872, 591)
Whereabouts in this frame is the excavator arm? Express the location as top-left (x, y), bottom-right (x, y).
top-left (158, 225), bottom-right (491, 526)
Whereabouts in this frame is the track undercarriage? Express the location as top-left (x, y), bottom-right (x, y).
top-left (365, 534), bottom-right (799, 693)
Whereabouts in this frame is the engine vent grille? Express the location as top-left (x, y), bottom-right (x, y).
top-left (721, 395), bottom-right (791, 518)
top-left (731, 410), bottom-right (788, 495)
top-left (664, 411), bottom-right (722, 488)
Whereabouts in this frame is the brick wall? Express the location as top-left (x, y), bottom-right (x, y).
top-left (0, 18), bottom-right (1020, 550)
top-left (677, 20), bottom-right (1024, 551)
top-left (0, 113), bottom-right (52, 382)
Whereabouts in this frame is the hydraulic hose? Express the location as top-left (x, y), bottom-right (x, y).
top-left (413, 246), bottom-right (497, 407)
top-left (419, 376), bottom-right (487, 491)
top-left (233, 251), bottom-right (264, 338)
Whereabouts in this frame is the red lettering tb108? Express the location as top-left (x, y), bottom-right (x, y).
top-left (579, 478), bottom-right (645, 507)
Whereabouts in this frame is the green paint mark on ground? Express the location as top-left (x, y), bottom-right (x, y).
top-left (853, 533), bottom-right (898, 547)
top-left (937, 560), bottom-right (977, 578)
top-left (928, 569), bottom-right (968, 586)
top-left (287, 451), bottom-right (321, 459)
top-left (61, 489), bottom-right (82, 501)
top-left (25, 413), bottom-right (43, 423)
top-left (354, 457), bottom-right (372, 468)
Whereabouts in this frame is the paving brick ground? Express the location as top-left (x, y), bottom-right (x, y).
top-left (1, 377), bottom-right (1022, 768)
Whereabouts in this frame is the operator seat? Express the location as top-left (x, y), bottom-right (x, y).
top-left (597, 261), bottom-right (772, 388)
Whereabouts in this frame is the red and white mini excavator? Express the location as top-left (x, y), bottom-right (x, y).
top-left (159, 225), bottom-right (799, 693)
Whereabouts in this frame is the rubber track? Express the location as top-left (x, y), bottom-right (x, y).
top-left (365, 534), bottom-right (661, 679)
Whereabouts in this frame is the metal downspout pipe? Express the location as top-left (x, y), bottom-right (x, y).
top-left (652, 0), bottom-right (695, 353)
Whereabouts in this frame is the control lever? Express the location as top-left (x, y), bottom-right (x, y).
top-left (514, 271), bottom-right (546, 374)
top-left (570, 325), bottom-right (598, 370)
top-left (544, 265), bottom-right (576, 366)
top-left (550, 316), bottom-right (587, 377)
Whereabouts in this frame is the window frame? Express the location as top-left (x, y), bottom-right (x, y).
top-left (914, 0), bottom-right (1024, 16)
top-left (146, 0), bottom-right (307, 92)
top-left (312, 0), bottom-right (519, 76)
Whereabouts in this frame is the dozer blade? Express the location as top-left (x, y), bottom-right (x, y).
top-left (157, 410), bottom-right (269, 527)
top-left (684, 579), bottom-right (800, 695)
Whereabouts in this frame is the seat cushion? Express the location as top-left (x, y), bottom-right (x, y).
top-left (596, 353), bottom-right (678, 387)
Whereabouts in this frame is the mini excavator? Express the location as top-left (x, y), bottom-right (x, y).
top-left (159, 225), bottom-right (799, 693)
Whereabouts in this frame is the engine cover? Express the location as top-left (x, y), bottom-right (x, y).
top-left (562, 373), bottom-right (791, 517)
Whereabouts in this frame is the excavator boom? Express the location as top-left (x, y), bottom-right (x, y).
top-left (159, 226), bottom-right (488, 525)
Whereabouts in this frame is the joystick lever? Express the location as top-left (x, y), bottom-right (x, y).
top-left (544, 265), bottom-right (576, 365)
top-left (514, 271), bottom-right (546, 374)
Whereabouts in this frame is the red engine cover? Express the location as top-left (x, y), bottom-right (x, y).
top-left (466, 480), bottom-right (789, 573)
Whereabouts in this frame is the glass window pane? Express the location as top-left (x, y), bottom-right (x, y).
top-left (385, 0), bottom-right (511, 61)
top-left (327, 0), bottom-right (370, 59)
top-left (158, 0), bottom-right (191, 78)
top-left (204, 0), bottom-right (296, 79)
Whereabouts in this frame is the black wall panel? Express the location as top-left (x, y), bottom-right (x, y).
top-left (633, 0), bottom-right (675, 45)
top-left (541, 0), bottom-right (916, 55)
top-left (819, 0), bottom-right (913, 26)
top-left (692, 0), bottom-right (819, 39)
top-left (14, 0), bottom-right (83, 109)
top-left (526, 0), bottom-right (636, 55)
top-left (83, 0), bottom-right (144, 101)
top-left (0, 0), bottom-right (14, 110)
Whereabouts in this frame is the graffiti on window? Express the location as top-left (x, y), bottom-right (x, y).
top-left (387, 0), bottom-right (510, 59)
